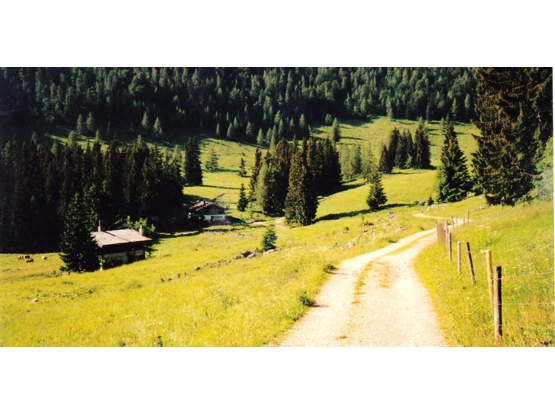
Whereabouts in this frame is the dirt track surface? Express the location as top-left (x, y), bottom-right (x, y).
top-left (279, 227), bottom-right (447, 347)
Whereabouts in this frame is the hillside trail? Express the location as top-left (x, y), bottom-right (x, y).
top-left (279, 216), bottom-right (463, 347)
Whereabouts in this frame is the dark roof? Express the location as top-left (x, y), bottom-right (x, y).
top-left (187, 200), bottom-right (225, 214)
top-left (91, 229), bottom-right (152, 248)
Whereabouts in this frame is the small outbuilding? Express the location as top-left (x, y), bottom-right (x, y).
top-left (186, 200), bottom-right (227, 224)
top-left (91, 224), bottom-right (152, 269)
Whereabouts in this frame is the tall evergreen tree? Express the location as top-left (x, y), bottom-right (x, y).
top-left (378, 144), bottom-right (391, 174)
top-left (239, 157), bottom-right (247, 177)
top-left (59, 193), bottom-right (100, 272)
top-left (183, 138), bottom-right (203, 185)
top-left (141, 111), bottom-right (151, 133)
top-left (361, 143), bottom-right (375, 181)
top-left (436, 123), bottom-right (471, 202)
top-left (256, 128), bottom-right (265, 146)
top-left (284, 151), bottom-right (317, 226)
top-left (237, 183), bottom-right (248, 212)
top-left (412, 125), bottom-right (431, 169)
top-left (86, 112), bottom-right (96, 134)
top-left (76, 114), bottom-right (85, 134)
top-left (331, 117), bottom-right (341, 142)
top-left (249, 148), bottom-right (262, 200)
top-left (366, 169), bottom-right (387, 211)
top-left (471, 67), bottom-right (553, 205)
top-left (153, 116), bottom-right (164, 138)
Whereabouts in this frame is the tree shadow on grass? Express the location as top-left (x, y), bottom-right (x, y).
top-left (316, 203), bottom-right (412, 222)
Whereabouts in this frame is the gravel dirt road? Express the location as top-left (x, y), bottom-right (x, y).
top-left (279, 225), bottom-right (448, 347)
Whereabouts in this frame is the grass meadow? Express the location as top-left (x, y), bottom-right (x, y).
top-left (1, 116), bottom-right (551, 347)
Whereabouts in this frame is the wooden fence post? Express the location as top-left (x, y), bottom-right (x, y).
top-left (457, 242), bottom-right (462, 276)
top-left (465, 241), bottom-right (475, 284)
top-left (447, 232), bottom-right (452, 265)
top-left (493, 265), bottom-right (503, 343)
top-left (485, 250), bottom-right (494, 309)
top-left (458, 242), bottom-right (462, 277)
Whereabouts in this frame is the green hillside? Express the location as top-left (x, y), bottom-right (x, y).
top-left (2, 116), bottom-right (551, 347)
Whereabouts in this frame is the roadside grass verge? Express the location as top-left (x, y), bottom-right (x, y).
top-left (413, 201), bottom-right (554, 347)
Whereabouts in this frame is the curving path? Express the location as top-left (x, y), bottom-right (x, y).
top-left (279, 217), bottom-right (460, 347)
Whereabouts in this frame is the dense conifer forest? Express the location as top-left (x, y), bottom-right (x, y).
top-left (0, 67), bottom-right (479, 141)
top-left (0, 136), bottom-right (186, 253)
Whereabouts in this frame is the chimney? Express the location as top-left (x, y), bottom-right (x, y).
top-left (139, 224), bottom-right (144, 236)
top-left (98, 221), bottom-right (102, 232)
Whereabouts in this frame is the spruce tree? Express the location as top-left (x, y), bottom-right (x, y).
top-left (86, 112), bottom-right (95, 134)
top-left (257, 128), bottom-right (265, 147)
top-left (215, 123), bottom-right (222, 137)
top-left (436, 123), bottom-right (471, 203)
top-left (237, 183), bottom-right (248, 212)
top-left (141, 111), bottom-right (151, 133)
top-left (239, 157), bottom-right (247, 177)
top-left (331, 117), bottom-right (341, 142)
top-left (471, 67), bottom-right (553, 205)
top-left (260, 224), bottom-right (277, 251)
top-left (205, 148), bottom-right (219, 170)
top-left (76, 114), bottom-right (85, 135)
top-left (361, 143), bottom-right (375, 181)
top-left (378, 144), bottom-right (391, 174)
top-left (413, 125), bottom-right (431, 169)
top-left (284, 151), bottom-right (317, 226)
top-left (153, 116), bottom-right (164, 138)
top-left (60, 193), bottom-right (100, 272)
top-left (183, 138), bottom-right (203, 185)
top-left (226, 124), bottom-right (234, 140)
top-left (366, 169), bottom-right (387, 211)
top-left (299, 114), bottom-right (309, 139)
top-left (249, 148), bottom-right (262, 200)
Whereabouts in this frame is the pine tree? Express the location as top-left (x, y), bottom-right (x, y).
top-left (183, 138), bottom-right (203, 185)
top-left (299, 113), bottom-right (309, 139)
top-left (331, 117), bottom-right (341, 142)
top-left (205, 148), bottom-right (219, 170)
top-left (245, 122), bottom-right (254, 141)
top-left (249, 148), bottom-right (262, 200)
top-left (386, 97), bottom-right (394, 119)
top-left (257, 128), bottom-right (265, 147)
top-left (378, 144), bottom-right (391, 174)
top-left (436, 123), bottom-right (471, 203)
top-left (260, 224), bottom-right (277, 251)
top-left (226, 124), bottom-right (234, 140)
top-left (215, 123), bottom-right (222, 137)
top-left (471, 67), bottom-right (553, 205)
top-left (59, 193), bottom-right (100, 272)
top-left (141, 111), bottom-right (151, 133)
top-left (413, 125), bottom-right (431, 169)
top-left (153, 116), bottom-right (164, 138)
top-left (361, 143), bottom-right (375, 181)
top-left (239, 158), bottom-right (247, 177)
top-left (76, 114), bottom-right (85, 134)
top-left (237, 183), bottom-right (248, 212)
top-left (254, 154), bottom-right (276, 215)
top-left (387, 128), bottom-right (400, 170)
top-left (284, 151), bottom-right (317, 226)
top-left (86, 112), bottom-right (96, 134)
top-left (366, 169), bottom-right (387, 211)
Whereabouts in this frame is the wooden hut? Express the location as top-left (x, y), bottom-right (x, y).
top-left (91, 224), bottom-right (152, 269)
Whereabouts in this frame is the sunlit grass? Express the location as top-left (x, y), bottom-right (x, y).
top-left (414, 201), bottom-right (554, 347)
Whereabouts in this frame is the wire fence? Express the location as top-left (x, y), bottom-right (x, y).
top-left (436, 214), bottom-right (555, 345)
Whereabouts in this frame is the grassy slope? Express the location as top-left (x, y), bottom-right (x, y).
top-left (414, 201), bottom-right (554, 347)
top-left (5, 116), bottom-right (547, 347)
